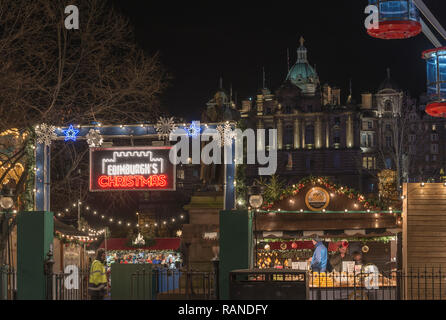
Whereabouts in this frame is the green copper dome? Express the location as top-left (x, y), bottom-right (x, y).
top-left (286, 63), bottom-right (317, 85)
top-left (286, 37), bottom-right (319, 96)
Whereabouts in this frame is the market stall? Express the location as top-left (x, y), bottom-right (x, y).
top-left (251, 177), bottom-right (402, 300)
top-left (99, 237), bottom-right (182, 268)
top-left (98, 237), bottom-right (182, 298)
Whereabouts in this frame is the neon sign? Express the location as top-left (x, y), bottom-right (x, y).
top-left (97, 175), bottom-right (168, 188)
top-left (90, 146), bottom-right (175, 192)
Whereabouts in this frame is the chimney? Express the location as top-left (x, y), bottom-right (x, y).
top-left (361, 93), bottom-right (373, 109)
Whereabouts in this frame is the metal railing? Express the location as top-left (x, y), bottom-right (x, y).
top-left (47, 269), bottom-right (90, 300)
top-left (309, 266), bottom-right (446, 300)
top-left (0, 266), bottom-right (16, 300)
top-left (131, 267), bottom-right (215, 300)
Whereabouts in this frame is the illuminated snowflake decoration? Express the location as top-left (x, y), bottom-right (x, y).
top-left (63, 125), bottom-right (80, 142)
top-left (186, 121), bottom-right (201, 138)
top-left (155, 117), bottom-right (177, 139)
top-left (35, 123), bottom-right (57, 146)
top-left (216, 123), bottom-right (236, 147)
top-left (86, 129), bottom-right (103, 148)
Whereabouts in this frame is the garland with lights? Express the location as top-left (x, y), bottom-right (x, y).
top-left (56, 202), bottom-right (186, 231)
top-left (260, 236), bottom-right (396, 244)
top-left (55, 231), bottom-right (98, 246)
top-left (261, 176), bottom-right (390, 211)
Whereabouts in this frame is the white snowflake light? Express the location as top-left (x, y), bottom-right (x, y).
top-left (216, 123), bottom-right (236, 147)
top-left (35, 123), bottom-right (57, 146)
top-left (155, 117), bottom-right (177, 139)
top-left (86, 129), bottom-right (103, 147)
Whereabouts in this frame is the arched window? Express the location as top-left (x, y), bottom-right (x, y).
top-left (385, 100), bottom-right (392, 112)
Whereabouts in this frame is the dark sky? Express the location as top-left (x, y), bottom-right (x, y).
top-left (111, 0), bottom-right (446, 120)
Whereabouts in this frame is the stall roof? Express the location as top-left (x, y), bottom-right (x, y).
top-left (98, 238), bottom-right (180, 251)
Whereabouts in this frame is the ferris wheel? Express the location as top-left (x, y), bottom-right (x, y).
top-left (366, 0), bottom-right (446, 117)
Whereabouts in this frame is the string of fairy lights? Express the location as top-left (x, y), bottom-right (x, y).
top-left (55, 200), bottom-right (186, 235)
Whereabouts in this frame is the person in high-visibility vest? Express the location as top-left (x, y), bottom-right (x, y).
top-left (89, 248), bottom-right (108, 300)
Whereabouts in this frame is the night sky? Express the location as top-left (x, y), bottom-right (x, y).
top-left (111, 0), bottom-right (446, 120)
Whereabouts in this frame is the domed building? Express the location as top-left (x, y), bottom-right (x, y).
top-left (286, 37), bottom-right (320, 96)
top-left (241, 37), bottom-right (362, 190)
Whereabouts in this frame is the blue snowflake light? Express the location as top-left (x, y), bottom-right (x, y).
top-left (63, 124), bottom-right (80, 142)
top-left (186, 121), bottom-right (201, 138)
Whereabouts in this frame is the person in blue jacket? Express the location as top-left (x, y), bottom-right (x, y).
top-left (310, 236), bottom-right (328, 272)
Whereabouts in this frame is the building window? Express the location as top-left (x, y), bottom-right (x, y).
top-left (334, 117), bottom-right (340, 126)
top-left (284, 125), bottom-right (293, 147)
top-left (385, 124), bottom-right (391, 131)
top-left (362, 157), bottom-right (375, 169)
top-left (361, 134), bottom-right (367, 147)
top-left (385, 100), bottom-right (392, 112)
top-left (433, 155), bottom-right (438, 162)
top-left (426, 155), bottom-right (430, 162)
top-left (385, 158), bottom-right (392, 169)
top-left (431, 144), bottom-right (439, 154)
top-left (431, 134), bottom-right (439, 142)
top-left (333, 130), bottom-right (340, 145)
top-left (409, 134), bottom-right (416, 143)
top-left (361, 133), bottom-right (374, 147)
top-left (305, 125), bottom-right (315, 146)
top-left (368, 121), bottom-right (373, 129)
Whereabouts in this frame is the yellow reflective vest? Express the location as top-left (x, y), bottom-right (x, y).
top-left (89, 260), bottom-right (107, 289)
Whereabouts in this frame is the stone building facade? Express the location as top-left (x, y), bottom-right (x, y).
top-left (241, 38), bottom-right (363, 190)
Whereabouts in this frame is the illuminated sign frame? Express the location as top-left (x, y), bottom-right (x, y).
top-left (305, 187), bottom-right (330, 211)
top-left (89, 146), bottom-right (176, 192)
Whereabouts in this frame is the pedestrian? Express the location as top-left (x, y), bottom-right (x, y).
top-left (309, 236), bottom-right (328, 272)
top-left (88, 248), bottom-right (108, 300)
top-left (330, 241), bottom-right (351, 272)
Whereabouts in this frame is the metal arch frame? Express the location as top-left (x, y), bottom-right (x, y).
top-left (34, 123), bottom-right (236, 212)
top-left (413, 0), bottom-right (446, 48)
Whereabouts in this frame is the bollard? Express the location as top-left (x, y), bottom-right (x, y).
top-left (44, 245), bottom-right (55, 300)
top-left (212, 257), bottom-right (220, 300)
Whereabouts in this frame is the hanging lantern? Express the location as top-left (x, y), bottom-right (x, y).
top-left (367, 0), bottom-right (422, 40)
top-left (422, 47), bottom-right (446, 117)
